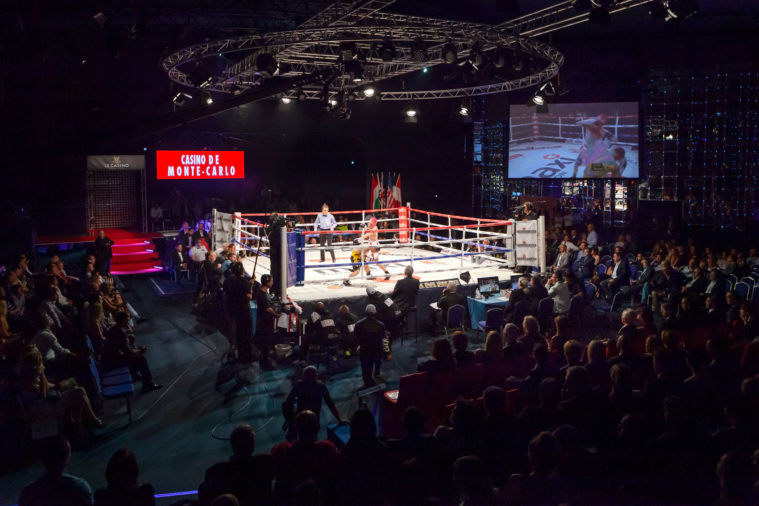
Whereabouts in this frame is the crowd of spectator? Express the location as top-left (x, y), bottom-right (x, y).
top-left (8, 211), bottom-right (759, 505)
top-left (0, 242), bottom-right (162, 462)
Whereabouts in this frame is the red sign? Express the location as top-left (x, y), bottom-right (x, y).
top-left (156, 151), bottom-right (244, 180)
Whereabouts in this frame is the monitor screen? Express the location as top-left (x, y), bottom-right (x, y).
top-left (478, 276), bottom-right (500, 294)
top-left (508, 102), bottom-right (639, 179)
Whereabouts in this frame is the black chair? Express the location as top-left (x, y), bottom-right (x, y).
top-left (537, 297), bottom-right (555, 334)
top-left (478, 308), bottom-right (504, 335)
top-left (444, 304), bottom-right (466, 336)
top-left (401, 306), bottom-right (419, 345)
top-left (509, 299), bottom-right (531, 326)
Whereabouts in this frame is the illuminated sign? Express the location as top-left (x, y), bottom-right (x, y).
top-left (156, 150), bottom-right (244, 179)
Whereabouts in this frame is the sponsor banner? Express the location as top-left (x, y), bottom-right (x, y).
top-left (515, 220), bottom-right (539, 267)
top-left (87, 155), bottom-right (145, 171)
top-left (156, 150), bottom-right (244, 180)
top-left (398, 206), bottom-right (409, 243)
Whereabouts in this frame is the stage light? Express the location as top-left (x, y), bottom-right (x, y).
top-left (412, 38), bottom-right (428, 63)
top-left (329, 97), bottom-right (338, 107)
top-left (363, 86), bottom-right (376, 98)
top-left (458, 103), bottom-right (470, 116)
top-left (281, 96), bottom-right (292, 104)
top-left (403, 103), bottom-right (418, 123)
top-left (202, 91), bottom-right (213, 105)
top-left (172, 92), bottom-right (192, 106)
top-left (442, 40), bottom-right (457, 64)
top-left (532, 93), bottom-right (545, 106)
top-left (422, 67), bottom-right (429, 73)
top-left (255, 52), bottom-right (278, 78)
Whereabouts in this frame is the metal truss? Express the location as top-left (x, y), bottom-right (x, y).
top-left (163, 0), bottom-right (651, 99)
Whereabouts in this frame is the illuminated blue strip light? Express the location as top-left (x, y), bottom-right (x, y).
top-left (5, 490), bottom-right (197, 506)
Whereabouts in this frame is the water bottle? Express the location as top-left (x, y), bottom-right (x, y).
top-left (475, 288), bottom-right (481, 299)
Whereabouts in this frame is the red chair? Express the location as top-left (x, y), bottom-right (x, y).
top-left (505, 388), bottom-right (523, 416)
top-left (381, 372), bottom-right (430, 437)
top-left (455, 364), bottom-right (486, 398)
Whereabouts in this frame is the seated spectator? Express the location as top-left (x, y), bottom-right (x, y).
top-left (453, 456), bottom-right (498, 506)
top-left (740, 302), bottom-right (759, 341)
top-left (502, 322), bottom-right (525, 359)
top-left (504, 431), bottom-right (559, 506)
top-left (18, 436), bottom-right (93, 506)
top-left (101, 284), bottom-right (127, 317)
top-left (16, 346), bottom-right (103, 432)
top-left (518, 316), bottom-right (546, 351)
top-left (30, 314), bottom-right (86, 381)
top-left (527, 274), bottom-right (549, 313)
top-left (506, 343), bottom-right (555, 406)
top-left (551, 244), bottom-right (571, 273)
top-left (94, 448), bottom-right (155, 506)
top-left (198, 423), bottom-right (274, 506)
top-left (432, 281), bottom-right (465, 335)
top-left (609, 332), bottom-right (653, 390)
top-left (7, 282), bottom-right (27, 323)
top-left (418, 338), bottom-right (455, 374)
top-left (476, 330), bottom-right (506, 366)
top-left (451, 331), bottom-right (475, 367)
top-left (104, 312), bottom-right (162, 393)
top-left (39, 285), bottom-right (72, 333)
top-left (558, 340), bottom-right (584, 382)
top-left (600, 251), bottom-right (630, 301)
top-left (338, 408), bottom-right (389, 505)
top-left (84, 302), bottom-right (110, 345)
top-left (547, 271), bottom-right (570, 314)
top-left (585, 339), bottom-right (611, 394)
top-left (271, 410), bottom-right (339, 504)
top-left (434, 398), bottom-right (483, 461)
top-left (519, 377), bottom-right (562, 442)
top-left (171, 243), bottom-right (189, 281)
top-left (549, 315), bottom-right (571, 354)
top-left (504, 277), bottom-right (531, 321)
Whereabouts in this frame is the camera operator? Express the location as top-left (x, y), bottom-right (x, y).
top-left (223, 262), bottom-right (254, 365)
top-left (255, 274), bottom-right (279, 370)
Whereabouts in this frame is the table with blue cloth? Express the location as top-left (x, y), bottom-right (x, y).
top-left (467, 294), bottom-right (509, 329)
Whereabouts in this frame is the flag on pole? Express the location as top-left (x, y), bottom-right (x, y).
top-left (371, 173), bottom-right (383, 209)
top-left (388, 173), bottom-right (402, 208)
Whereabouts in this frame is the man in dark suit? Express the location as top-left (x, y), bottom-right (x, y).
top-left (576, 246), bottom-right (596, 280)
top-left (635, 257), bottom-right (655, 304)
top-left (683, 267), bottom-right (709, 304)
top-left (203, 251), bottom-right (224, 293)
top-left (704, 269), bottom-right (726, 304)
top-left (94, 229), bottom-right (114, 275)
top-left (172, 244), bottom-right (189, 282)
top-left (527, 274), bottom-right (549, 313)
top-left (355, 304), bottom-right (386, 386)
top-left (391, 265), bottom-right (420, 311)
top-left (505, 276), bottom-right (531, 321)
top-left (432, 281), bottom-right (466, 334)
top-left (600, 252), bottom-right (629, 301)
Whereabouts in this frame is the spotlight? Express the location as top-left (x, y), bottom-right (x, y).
top-left (458, 103), bottom-right (470, 116)
top-left (363, 86), bottom-right (376, 98)
top-left (172, 92), bottom-right (192, 106)
top-left (202, 91), bottom-right (213, 105)
top-left (532, 93), bottom-right (545, 106)
top-left (442, 40), bottom-right (457, 64)
top-left (422, 67), bottom-right (429, 73)
top-left (403, 103), bottom-right (418, 123)
top-left (255, 52), bottom-right (278, 79)
top-left (281, 96), bottom-right (292, 104)
top-left (412, 38), bottom-right (428, 63)
top-left (329, 97), bottom-right (338, 107)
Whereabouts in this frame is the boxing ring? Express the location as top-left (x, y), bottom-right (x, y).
top-left (508, 107), bottom-right (639, 179)
top-left (212, 206), bottom-right (546, 303)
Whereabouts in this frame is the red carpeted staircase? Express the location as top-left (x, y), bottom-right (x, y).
top-left (36, 228), bottom-right (164, 276)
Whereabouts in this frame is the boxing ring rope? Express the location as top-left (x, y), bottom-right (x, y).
top-left (213, 206), bottom-right (546, 296)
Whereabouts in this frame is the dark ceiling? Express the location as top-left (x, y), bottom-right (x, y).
top-left (1, 0), bottom-right (757, 165)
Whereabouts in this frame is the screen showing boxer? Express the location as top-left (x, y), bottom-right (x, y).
top-left (507, 102), bottom-right (639, 179)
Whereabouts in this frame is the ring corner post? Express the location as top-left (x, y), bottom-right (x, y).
top-left (280, 225), bottom-right (288, 300)
top-left (538, 215), bottom-right (547, 273)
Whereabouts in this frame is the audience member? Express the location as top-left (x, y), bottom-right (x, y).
top-left (93, 448), bottom-right (155, 506)
top-left (18, 436), bottom-right (93, 506)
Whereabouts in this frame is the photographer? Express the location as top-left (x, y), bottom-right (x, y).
top-left (255, 274), bottom-right (279, 370)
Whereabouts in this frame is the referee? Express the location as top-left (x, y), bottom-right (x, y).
top-left (313, 203), bottom-right (337, 263)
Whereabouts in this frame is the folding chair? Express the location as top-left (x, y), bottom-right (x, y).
top-left (444, 304), bottom-right (465, 335)
top-left (478, 308), bottom-right (504, 335)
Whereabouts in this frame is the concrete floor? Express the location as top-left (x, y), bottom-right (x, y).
top-left (1, 276), bottom-right (457, 506)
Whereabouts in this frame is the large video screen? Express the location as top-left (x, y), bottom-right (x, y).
top-left (508, 102), bottom-right (639, 179)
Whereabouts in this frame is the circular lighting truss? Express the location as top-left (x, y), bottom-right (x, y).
top-left (162, 22), bottom-right (564, 102)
